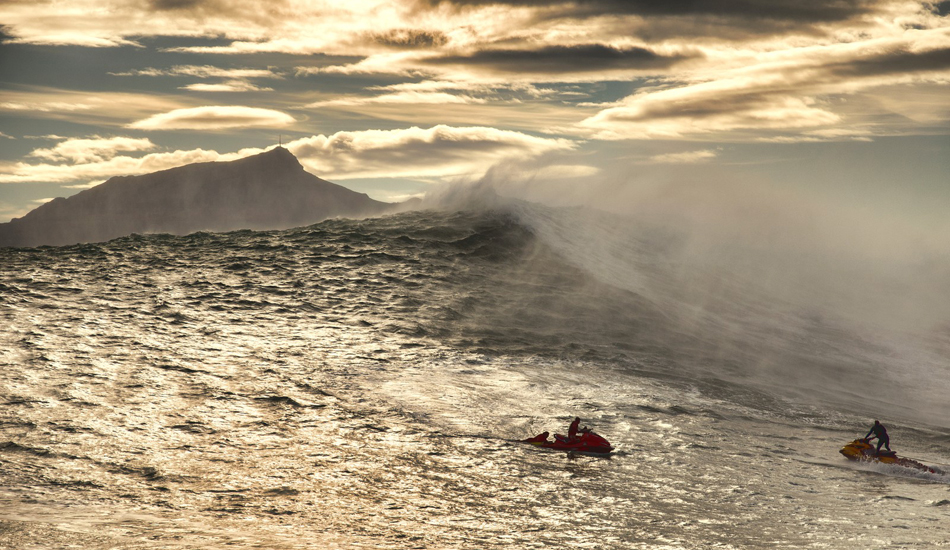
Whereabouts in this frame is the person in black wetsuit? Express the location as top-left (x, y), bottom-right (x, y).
top-left (865, 420), bottom-right (891, 453)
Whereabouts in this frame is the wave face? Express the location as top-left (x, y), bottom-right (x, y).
top-left (2, 204), bottom-right (949, 549)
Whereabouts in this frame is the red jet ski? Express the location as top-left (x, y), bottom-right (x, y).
top-left (522, 430), bottom-right (614, 454)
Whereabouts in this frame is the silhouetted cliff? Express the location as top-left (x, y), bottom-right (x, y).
top-left (0, 147), bottom-right (403, 247)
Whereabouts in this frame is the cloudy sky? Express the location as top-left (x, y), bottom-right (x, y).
top-left (1, 0), bottom-right (949, 223)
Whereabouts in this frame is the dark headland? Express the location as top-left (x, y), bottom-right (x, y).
top-left (0, 147), bottom-right (413, 248)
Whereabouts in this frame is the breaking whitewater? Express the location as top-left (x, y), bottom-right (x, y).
top-left (2, 198), bottom-right (950, 549)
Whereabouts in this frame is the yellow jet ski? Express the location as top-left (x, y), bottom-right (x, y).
top-left (840, 439), bottom-right (943, 474)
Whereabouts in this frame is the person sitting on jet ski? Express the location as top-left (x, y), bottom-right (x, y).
top-left (553, 417), bottom-right (591, 444)
top-left (865, 420), bottom-right (892, 453)
top-left (568, 417), bottom-right (591, 442)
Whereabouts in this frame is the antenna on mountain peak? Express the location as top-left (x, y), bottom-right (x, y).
top-left (279, 134), bottom-right (282, 147)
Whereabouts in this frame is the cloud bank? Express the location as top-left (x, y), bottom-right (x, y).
top-left (1, 126), bottom-right (576, 188)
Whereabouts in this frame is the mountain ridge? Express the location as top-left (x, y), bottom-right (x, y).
top-left (0, 147), bottom-right (407, 248)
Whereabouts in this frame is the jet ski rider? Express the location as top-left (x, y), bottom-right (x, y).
top-left (865, 420), bottom-right (891, 454)
top-left (568, 417), bottom-right (590, 442)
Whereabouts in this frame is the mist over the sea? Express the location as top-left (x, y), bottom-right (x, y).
top-left (436, 165), bottom-right (950, 424)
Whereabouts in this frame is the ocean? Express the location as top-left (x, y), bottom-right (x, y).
top-left (2, 200), bottom-right (949, 549)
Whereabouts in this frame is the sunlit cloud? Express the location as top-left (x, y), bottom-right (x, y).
top-left (3, 32), bottom-right (141, 48)
top-left (368, 80), bottom-right (488, 93)
top-left (23, 135), bottom-right (69, 141)
top-left (759, 128), bottom-right (877, 143)
top-left (580, 85), bottom-right (841, 139)
top-left (1, 0), bottom-right (296, 47)
top-left (281, 125), bottom-right (577, 180)
top-left (307, 91), bottom-right (487, 107)
top-left (28, 136), bottom-right (157, 163)
top-left (0, 101), bottom-right (94, 113)
top-left (128, 106), bottom-right (296, 130)
top-left (579, 27), bottom-right (950, 139)
top-left (0, 148), bottom-right (224, 185)
top-left (649, 150), bottom-right (719, 164)
top-left (297, 53), bottom-right (424, 77)
top-left (181, 81), bottom-right (274, 92)
top-left (111, 65), bottom-right (282, 79)
top-left (368, 80), bottom-right (574, 101)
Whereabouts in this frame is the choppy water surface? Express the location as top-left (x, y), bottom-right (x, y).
top-left (2, 207), bottom-right (949, 549)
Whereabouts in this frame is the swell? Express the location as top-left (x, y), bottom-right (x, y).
top-left (1, 205), bottom-right (947, 425)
